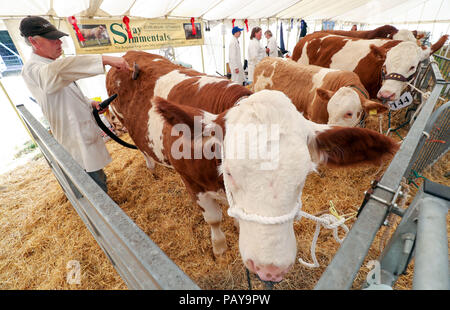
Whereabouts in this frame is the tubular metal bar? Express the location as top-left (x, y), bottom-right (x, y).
top-left (376, 189), bottom-right (423, 287)
top-left (314, 60), bottom-right (445, 290)
top-left (413, 194), bottom-right (449, 290)
top-left (16, 104), bottom-right (200, 290)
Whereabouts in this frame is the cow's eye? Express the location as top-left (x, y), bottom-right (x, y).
top-left (409, 66), bottom-right (415, 71)
top-left (345, 112), bottom-right (353, 118)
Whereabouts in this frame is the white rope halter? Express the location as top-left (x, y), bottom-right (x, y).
top-left (226, 194), bottom-right (349, 268)
top-left (221, 130), bottom-right (348, 269)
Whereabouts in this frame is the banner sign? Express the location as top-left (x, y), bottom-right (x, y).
top-left (66, 18), bottom-right (204, 54)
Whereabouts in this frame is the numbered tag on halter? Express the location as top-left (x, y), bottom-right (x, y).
top-left (388, 91), bottom-right (413, 111)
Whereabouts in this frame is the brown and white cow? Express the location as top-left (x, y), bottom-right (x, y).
top-left (106, 51), bottom-right (399, 282)
top-left (292, 32), bottom-right (448, 101)
top-left (322, 25), bottom-right (419, 42)
top-left (106, 50), bottom-right (251, 169)
top-left (104, 107), bottom-right (127, 136)
top-left (253, 57), bottom-right (387, 127)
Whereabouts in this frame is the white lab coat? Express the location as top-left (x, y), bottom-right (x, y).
top-left (247, 38), bottom-right (265, 82)
top-left (228, 36), bottom-right (244, 85)
top-left (22, 53), bottom-right (112, 172)
top-left (266, 37), bottom-right (278, 57)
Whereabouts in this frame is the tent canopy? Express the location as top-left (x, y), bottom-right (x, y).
top-left (0, 0), bottom-right (448, 24)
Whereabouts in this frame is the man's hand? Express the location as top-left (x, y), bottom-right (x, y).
top-left (102, 56), bottom-right (130, 72)
top-left (266, 48), bottom-right (270, 54)
top-left (91, 100), bottom-right (107, 114)
top-left (234, 68), bottom-right (239, 74)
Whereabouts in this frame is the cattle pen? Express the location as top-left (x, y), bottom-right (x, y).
top-left (5, 52), bottom-right (448, 290)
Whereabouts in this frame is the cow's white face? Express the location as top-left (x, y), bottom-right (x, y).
top-left (221, 90), bottom-right (318, 282)
top-left (377, 41), bottom-right (426, 101)
top-left (392, 29), bottom-right (416, 42)
top-left (327, 87), bottom-right (363, 127)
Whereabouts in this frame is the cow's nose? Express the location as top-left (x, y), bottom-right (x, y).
top-left (246, 259), bottom-right (291, 283)
top-left (377, 90), bottom-right (395, 101)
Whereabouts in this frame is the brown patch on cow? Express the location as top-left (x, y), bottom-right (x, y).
top-left (291, 34), bottom-right (410, 99)
top-left (310, 88), bottom-right (331, 123)
top-left (430, 35), bottom-right (449, 54)
top-left (253, 58), bottom-right (376, 124)
top-left (322, 25), bottom-right (399, 40)
top-left (353, 44), bottom-right (388, 98)
top-left (106, 50), bottom-right (251, 168)
top-left (291, 37), bottom-right (306, 61)
top-left (155, 96), bottom-right (201, 131)
top-left (314, 127), bottom-right (399, 166)
top-left (352, 41), bottom-right (401, 98)
top-left (167, 79), bottom-right (251, 115)
top-left (153, 97), bottom-right (227, 195)
top-left (293, 33), bottom-right (355, 63)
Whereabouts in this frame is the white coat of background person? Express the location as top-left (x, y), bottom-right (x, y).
top-left (247, 27), bottom-right (266, 84)
top-left (228, 26), bottom-right (245, 85)
top-left (265, 30), bottom-right (278, 57)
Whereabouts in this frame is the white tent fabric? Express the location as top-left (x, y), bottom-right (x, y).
top-left (0, 0), bottom-right (448, 105)
top-left (0, 0), bottom-right (448, 171)
top-left (0, 0), bottom-right (448, 24)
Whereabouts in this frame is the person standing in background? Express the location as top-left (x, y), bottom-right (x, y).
top-left (299, 19), bottom-right (308, 39)
top-left (265, 30), bottom-right (278, 57)
top-left (247, 26), bottom-right (265, 84)
top-left (351, 24), bottom-right (357, 31)
top-left (228, 26), bottom-right (245, 85)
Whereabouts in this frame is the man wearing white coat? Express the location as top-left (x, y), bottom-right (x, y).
top-left (20, 16), bottom-right (130, 193)
top-left (228, 26), bottom-right (245, 85)
top-left (247, 26), bottom-right (265, 84)
top-left (265, 30), bottom-right (278, 57)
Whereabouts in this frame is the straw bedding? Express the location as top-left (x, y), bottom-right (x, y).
top-left (0, 108), bottom-right (448, 290)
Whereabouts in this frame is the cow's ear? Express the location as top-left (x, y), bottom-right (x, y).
top-left (315, 88), bottom-right (335, 101)
top-left (361, 99), bottom-right (388, 114)
top-left (429, 34), bottom-right (449, 56)
top-left (370, 44), bottom-right (386, 61)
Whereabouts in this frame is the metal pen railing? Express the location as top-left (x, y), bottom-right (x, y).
top-left (315, 57), bottom-right (448, 290)
top-left (15, 104), bottom-right (200, 290)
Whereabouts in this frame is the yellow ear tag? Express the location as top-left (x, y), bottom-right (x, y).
top-left (92, 96), bottom-right (102, 102)
top-left (329, 201), bottom-right (343, 221)
top-left (369, 109), bottom-right (377, 116)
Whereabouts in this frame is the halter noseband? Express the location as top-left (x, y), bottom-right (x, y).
top-left (381, 65), bottom-right (418, 83)
top-left (227, 199), bottom-right (303, 225)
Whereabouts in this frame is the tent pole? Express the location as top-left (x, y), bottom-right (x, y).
top-left (286, 20), bottom-right (290, 52)
top-left (201, 45), bottom-right (205, 73)
top-left (223, 20), bottom-right (226, 76)
top-left (200, 18), bottom-right (205, 73)
top-left (242, 21), bottom-right (246, 66)
top-left (275, 18), bottom-right (279, 43)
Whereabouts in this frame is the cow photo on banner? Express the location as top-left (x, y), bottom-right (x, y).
top-left (66, 18), bottom-right (204, 54)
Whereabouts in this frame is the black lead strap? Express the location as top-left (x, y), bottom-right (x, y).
top-left (245, 268), bottom-right (276, 290)
top-left (92, 94), bottom-right (138, 150)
